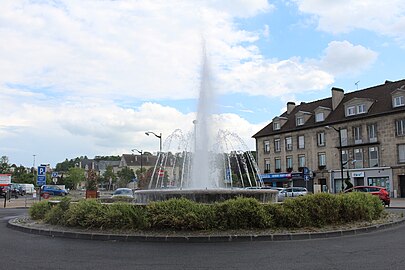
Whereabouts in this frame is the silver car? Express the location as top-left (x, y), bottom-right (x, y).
top-left (280, 187), bottom-right (308, 198)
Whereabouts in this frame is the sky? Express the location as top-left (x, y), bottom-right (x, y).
top-left (1, 0), bottom-right (405, 168)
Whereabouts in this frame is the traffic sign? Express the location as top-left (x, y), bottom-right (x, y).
top-left (38, 166), bottom-right (46, 176)
top-left (51, 172), bottom-right (58, 178)
top-left (37, 175), bottom-right (46, 186)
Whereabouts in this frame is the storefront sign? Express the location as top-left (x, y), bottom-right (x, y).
top-left (352, 171), bottom-right (365, 177)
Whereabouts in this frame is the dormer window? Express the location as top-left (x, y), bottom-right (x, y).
top-left (315, 112), bottom-right (324, 122)
top-left (357, 104), bottom-right (366, 114)
top-left (347, 106), bottom-right (355, 116)
top-left (394, 96), bottom-right (404, 107)
top-left (296, 116), bottom-right (304, 126)
top-left (273, 122), bottom-right (280, 130)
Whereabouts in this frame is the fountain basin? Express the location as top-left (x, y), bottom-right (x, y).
top-left (134, 188), bottom-right (278, 204)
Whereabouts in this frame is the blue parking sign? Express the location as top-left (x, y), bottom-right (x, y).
top-left (37, 175), bottom-right (46, 186)
top-left (38, 166), bottom-right (46, 176)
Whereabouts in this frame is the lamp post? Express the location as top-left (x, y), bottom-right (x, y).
top-left (145, 131), bottom-right (162, 153)
top-left (326, 126), bottom-right (344, 192)
top-left (131, 149), bottom-right (143, 178)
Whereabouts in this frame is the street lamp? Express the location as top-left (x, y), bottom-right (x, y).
top-left (145, 131), bottom-right (162, 153)
top-left (325, 125), bottom-right (344, 192)
top-left (131, 149), bottom-right (143, 177)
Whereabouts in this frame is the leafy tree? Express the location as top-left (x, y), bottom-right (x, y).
top-left (102, 165), bottom-right (117, 190)
top-left (63, 167), bottom-right (86, 190)
top-left (117, 167), bottom-right (135, 188)
top-left (0, 155), bottom-right (10, 173)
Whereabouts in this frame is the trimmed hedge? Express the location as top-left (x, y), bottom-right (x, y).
top-left (29, 192), bottom-right (385, 231)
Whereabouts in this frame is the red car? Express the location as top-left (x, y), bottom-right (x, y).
top-left (344, 186), bottom-right (390, 206)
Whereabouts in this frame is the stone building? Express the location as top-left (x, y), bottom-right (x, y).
top-left (253, 79), bottom-right (405, 197)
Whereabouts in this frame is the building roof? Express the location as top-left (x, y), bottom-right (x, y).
top-left (120, 154), bottom-right (158, 167)
top-left (253, 79), bottom-right (405, 138)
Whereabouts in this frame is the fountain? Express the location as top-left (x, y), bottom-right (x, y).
top-left (134, 45), bottom-right (277, 204)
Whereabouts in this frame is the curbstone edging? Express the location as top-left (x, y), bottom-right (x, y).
top-left (7, 217), bottom-right (405, 243)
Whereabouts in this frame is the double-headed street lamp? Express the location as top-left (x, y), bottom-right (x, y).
top-left (131, 149), bottom-right (143, 180)
top-left (145, 131), bottom-right (162, 153)
top-left (325, 125), bottom-right (344, 192)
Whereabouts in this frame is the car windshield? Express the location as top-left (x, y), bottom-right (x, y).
top-left (114, 189), bottom-right (132, 195)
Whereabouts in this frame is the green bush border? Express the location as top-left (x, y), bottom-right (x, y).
top-left (29, 192), bottom-right (384, 231)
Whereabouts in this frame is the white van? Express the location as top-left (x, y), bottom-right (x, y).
top-left (17, 183), bottom-right (35, 194)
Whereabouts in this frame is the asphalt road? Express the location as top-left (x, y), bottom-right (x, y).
top-left (1, 208), bottom-right (405, 270)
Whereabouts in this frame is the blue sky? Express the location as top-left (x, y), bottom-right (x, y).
top-left (1, 0), bottom-right (404, 167)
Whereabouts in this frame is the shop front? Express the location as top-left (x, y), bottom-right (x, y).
top-left (330, 167), bottom-right (392, 195)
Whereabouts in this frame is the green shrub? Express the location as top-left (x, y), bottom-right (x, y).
top-left (214, 197), bottom-right (272, 229)
top-left (102, 202), bottom-right (147, 230)
top-left (64, 199), bottom-right (105, 228)
top-left (44, 197), bottom-right (71, 225)
top-left (146, 198), bottom-right (215, 230)
top-left (29, 201), bottom-right (52, 220)
top-left (339, 192), bottom-right (384, 222)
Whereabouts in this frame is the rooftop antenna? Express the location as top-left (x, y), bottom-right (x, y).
top-left (355, 81), bottom-right (360, 90)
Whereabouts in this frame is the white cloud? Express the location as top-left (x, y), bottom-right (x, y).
top-left (291, 0), bottom-right (405, 45)
top-left (318, 41), bottom-right (378, 76)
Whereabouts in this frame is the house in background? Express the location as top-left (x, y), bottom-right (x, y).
top-left (253, 79), bottom-right (405, 197)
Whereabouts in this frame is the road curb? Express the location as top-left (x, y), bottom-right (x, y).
top-left (7, 217), bottom-right (405, 243)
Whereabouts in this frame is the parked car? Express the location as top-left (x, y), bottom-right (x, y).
top-left (0, 185), bottom-right (19, 198)
top-left (41, 185), bottom-right (68, 196)
top-left (10, 183), bottom-right (25, 196)
top-left (17, 183), bottom-right (35, 194)
top-left (344, 186), bottom-right (390, 206)
top-left (269, 187), bottom-right (286, 201)
top-left (111, 188), bottom-right (134, 198)
top-left (281, 187), bottom-right (308, 198)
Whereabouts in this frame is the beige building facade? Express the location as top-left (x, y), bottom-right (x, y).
top-left (253, 79), bottom-right (405, 198)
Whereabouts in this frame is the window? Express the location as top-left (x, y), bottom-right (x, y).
top-left (264, 159), bottom-right (271, 172)
top-left (347, 106), bottom-right (355, 116)
top-left (369, 147), bottom-right (379, 167)
top-left (398, 144), bottom-right (405, 163)
top-left (396, 119), bottom-right (405, 136)
top-left (296, 116), bottom-right (304, 126)
top-left (264, 140), bottom-right (270, 153)
top-left (298, 155), bottom-right (306, 167)
top-left (317, 132), bottom-right (325, 146)
top-left (285, 137), bottom-right (292, 151)
top-left (318, 153), bottom-right (326, 167)
top-left (298, 135), bottom-right (305, 149)
top-left (353, 126), bottom-right (362, 143)
top-left (273, 122), bottom-right (280, 130)
top-left (286, 156), bottom-right (293, 169)
top-left (340, 128), bottom-right (348, 146)
top-left (367, 124), bottom-right (377, 142)
top-left (357, 104), bottom-right (366, 114)
top-left (354, 148), bottom-right (363, 168)
top-left (275, 158), bottom-right (281, 170)
top-left (394, 96), bottom-right (404, 107)
top-left (342, 150), bottom-right (349, 169)
top-left (315, 112), bottom-right (324, 122)
top-left (274, 139), bottom-right (281, 152)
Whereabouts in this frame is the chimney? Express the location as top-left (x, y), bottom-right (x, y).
top-left (331, 87), bottom-right (344, 110)
top-left (287, 102), bottom-right (296, 114)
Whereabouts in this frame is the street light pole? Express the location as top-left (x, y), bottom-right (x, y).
top-left (145, 131), bottom-right (162, 153)
top-left (131, 149), bottom-right (143, 177)
top-left (326, 126), bottom-right (345, 192)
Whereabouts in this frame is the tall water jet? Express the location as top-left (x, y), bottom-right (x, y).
top-left (134, 44), bottom-right (277, 204)
top-left (190, 44), bottom-right (216, 189)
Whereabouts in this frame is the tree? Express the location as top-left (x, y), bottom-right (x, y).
top-left (117, 167), bottom-right (135, 188)
top-left (0, 155), bottom-right (10, 174)
top-left (103, 165), bottom-right (117, 190)
top-left (64, 167), bottom-right (86, 190)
